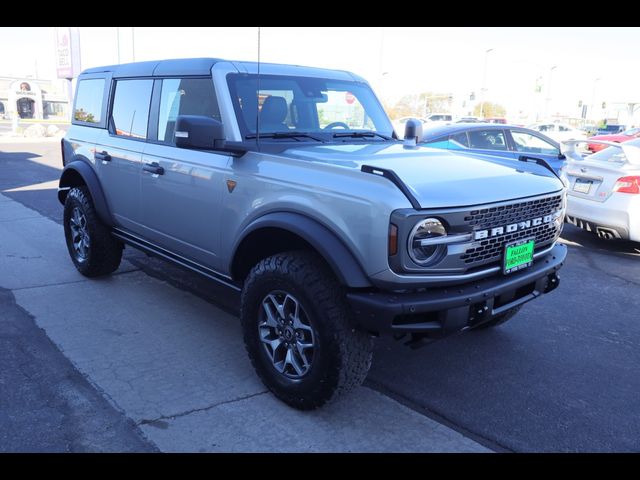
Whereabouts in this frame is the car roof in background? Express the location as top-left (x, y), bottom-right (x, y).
top-left (422, 122), bottom-right (539, 137)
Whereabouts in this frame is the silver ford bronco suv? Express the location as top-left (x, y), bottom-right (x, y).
top-left (59, 58), bottom-right (567, 410)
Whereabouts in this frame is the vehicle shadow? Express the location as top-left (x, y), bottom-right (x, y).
top-left (560, 224), bottom-right (640, 257)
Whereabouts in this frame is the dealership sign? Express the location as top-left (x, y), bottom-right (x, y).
top-left (55, 27), bottom-right (81, 79)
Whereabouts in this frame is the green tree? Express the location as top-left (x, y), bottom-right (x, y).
top-left (473, 102), bottom-right (506, 118)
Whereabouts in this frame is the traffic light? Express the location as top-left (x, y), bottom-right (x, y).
top-left (578, 100), bottom-right (583, 108)
top-left (602, 102), bottom-right (606, 109)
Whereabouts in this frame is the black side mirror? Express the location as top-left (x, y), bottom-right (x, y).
top-left (175, 115), bottom-right (225, 150)
top-left (404, 119), bottom-right (423, 145)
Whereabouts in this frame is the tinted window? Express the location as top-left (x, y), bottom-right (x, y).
top-left (511, 131), bottom-right (559, 155)
top-left (467, 129), bottom-right (507, 150)
top-left (450, 131), bottom-right (469, 148)
top-left (111, 79), bottom-right (153, 139)
top-left (156, 78), bottom-right (221, 144)
top-left (423, 135), bottom-right (449, 149)
top-left (73, 78), bottom-right (105, 124)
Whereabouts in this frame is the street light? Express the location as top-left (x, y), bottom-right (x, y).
top-left (479, 48), bottom-right (494, 119)
top-left (590, 77), bottom-right (601, 122)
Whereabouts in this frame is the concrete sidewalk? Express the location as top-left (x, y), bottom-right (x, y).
top-left (0, 194), bottom-right (490, 452)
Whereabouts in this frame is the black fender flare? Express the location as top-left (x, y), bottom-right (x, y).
top-left (232, 212), bottom-right (372, 288)
top-left (58, 158), bottom-right (113, 227)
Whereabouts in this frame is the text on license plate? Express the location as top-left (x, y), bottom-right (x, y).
top-left (504, 238), bottom-right (535, 274)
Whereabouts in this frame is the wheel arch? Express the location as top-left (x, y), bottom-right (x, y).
top-left (58, 157), bottom-right (113, 227)
top-left (230, 212), bottom-right (372, 288)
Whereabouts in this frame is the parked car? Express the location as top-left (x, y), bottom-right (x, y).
top-left (596, 124), bottom-right (626, 136)
top-left (58, 58), bottom-right (566, 409)
top-left (528, 122), bottom-right (587, 143)
top-left (563, 139), bottom-right (640, 242)
top-left (392, 116), bottom-right (428, 137)
top-left (425, 113), bottom-right (453, 122)
top-left (455, 116), bottom-right (482, 123)
top-left (587, 127), bottom-right (640, 153)
top-left (419, 122), bottom-right (566, 174)
top-left (485, 117), bottom-right (507, 124)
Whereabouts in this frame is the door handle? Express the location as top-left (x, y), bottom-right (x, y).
top-left (143, 162), bottom-right (164, 175)
top-left (95, 151), bottom-right (111, 162)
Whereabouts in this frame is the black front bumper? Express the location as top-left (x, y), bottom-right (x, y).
top-left (347, 243), bottom-right (567, 336)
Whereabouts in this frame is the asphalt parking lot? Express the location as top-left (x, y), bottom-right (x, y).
top-left (1, 140), bottom-right (639, 452)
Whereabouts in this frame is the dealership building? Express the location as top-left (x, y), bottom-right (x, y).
top-left (0, 77), bottom-right (69, 120)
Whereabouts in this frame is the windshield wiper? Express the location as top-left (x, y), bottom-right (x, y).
top-left (245, 132), bottom-right (324, 142)
top-left (332, 131), bottom-right (393, 141)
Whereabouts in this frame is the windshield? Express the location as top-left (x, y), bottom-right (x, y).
top-left (227, 73), bottom-right (394, 141)
top-left (623, 127), bottom-right (640, 136)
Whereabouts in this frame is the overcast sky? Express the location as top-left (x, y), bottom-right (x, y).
top-left (1, 27), bottom-right (638, 118)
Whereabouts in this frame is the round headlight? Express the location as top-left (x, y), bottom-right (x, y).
top-left (408, 218), bottom-right (447, 266)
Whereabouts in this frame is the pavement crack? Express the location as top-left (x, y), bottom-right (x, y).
top-left (9, 269), bottom-right (141, 291)
top-left (136, 390), bottom-right (269, 426)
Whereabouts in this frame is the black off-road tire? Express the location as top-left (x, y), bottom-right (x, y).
top-left (63, 186), bottom-right (123, 277)
top-left (240, 251), bottom-right (373, 410)
top-left (472, 305), bottom-right (522, 330)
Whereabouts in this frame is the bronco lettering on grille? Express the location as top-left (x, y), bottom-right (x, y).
top-left (474, 214), bottom-right (553, 240)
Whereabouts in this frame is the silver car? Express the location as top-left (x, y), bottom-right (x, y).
top-left (563, 139), bottom-right (640, 241)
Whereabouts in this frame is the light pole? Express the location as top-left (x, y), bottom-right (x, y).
top-left (545, 65), bottom-right (557, 119)
top-left (479, 48), bottom-right (494, 119)
top-left (590, 77), bottom-right (601, 122)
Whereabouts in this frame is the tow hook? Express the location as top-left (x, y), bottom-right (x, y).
top-left (544, 272), bottom-right (560, 293)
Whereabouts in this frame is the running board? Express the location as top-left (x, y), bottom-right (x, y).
top-left (112, 229), bottom-right (242, 292)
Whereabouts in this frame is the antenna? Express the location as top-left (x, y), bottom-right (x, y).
top-left (255, 26), bottom-right (261, 149)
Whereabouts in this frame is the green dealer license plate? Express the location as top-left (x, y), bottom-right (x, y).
top-left (503, 238), bottom-right (535, 274)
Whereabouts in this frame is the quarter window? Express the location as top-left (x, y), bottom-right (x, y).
top-left (156, 78), bottom-right (221, 144)
top-left (111, 79), bottom-right (153, 139)
top-left (73, 79), bottom-right (105, 124)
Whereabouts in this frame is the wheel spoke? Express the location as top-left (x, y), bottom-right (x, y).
top-left (285, 347), bottom-right (304, 376)
top-left (261, 301), bottom-right (280, 328)
top-left (295, 341), bottom-right (312, 367)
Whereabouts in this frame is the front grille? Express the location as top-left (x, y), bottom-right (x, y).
top-left (464, 195), bottom-right (562, 229)
top-left (460, 194), bottom-right (562, 267)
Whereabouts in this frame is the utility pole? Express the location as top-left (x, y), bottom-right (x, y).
top-left (479, 48), bottom-right (494, 119)
top-left (545, 65), bottom-right (557, 119)
top-left (590, 77), bottom-right (601, 122)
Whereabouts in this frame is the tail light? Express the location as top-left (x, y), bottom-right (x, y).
top-left (613, 176), bottom-right (640, 194)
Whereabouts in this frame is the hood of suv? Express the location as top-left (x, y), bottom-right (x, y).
top-left (281, 143), bottom-right (563, 208)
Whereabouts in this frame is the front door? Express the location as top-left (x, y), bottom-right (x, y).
top-left (139, 77), bottom-right (229, 270)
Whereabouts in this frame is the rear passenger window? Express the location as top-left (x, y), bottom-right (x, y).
top-left (468, 129), bottom-right (507, 150)
top-left (156, 78), bottom-right (221, 144)
top-left (73, 79), bottom-right (105, 124)
top-left (111, 79), bottom-right (153, 139)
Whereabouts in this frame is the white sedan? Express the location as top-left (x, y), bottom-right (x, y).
top-left (529, 122), bottom-right (587, 144)
top-left (562, 138), bottom-right (640, 242)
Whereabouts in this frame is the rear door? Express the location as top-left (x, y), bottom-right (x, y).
top-left (465, 128), bottom-right (516, 160)
top-left (139, 76), bottom-right (230, 270)
top-left (94, 78), bottom-right (153, 232)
